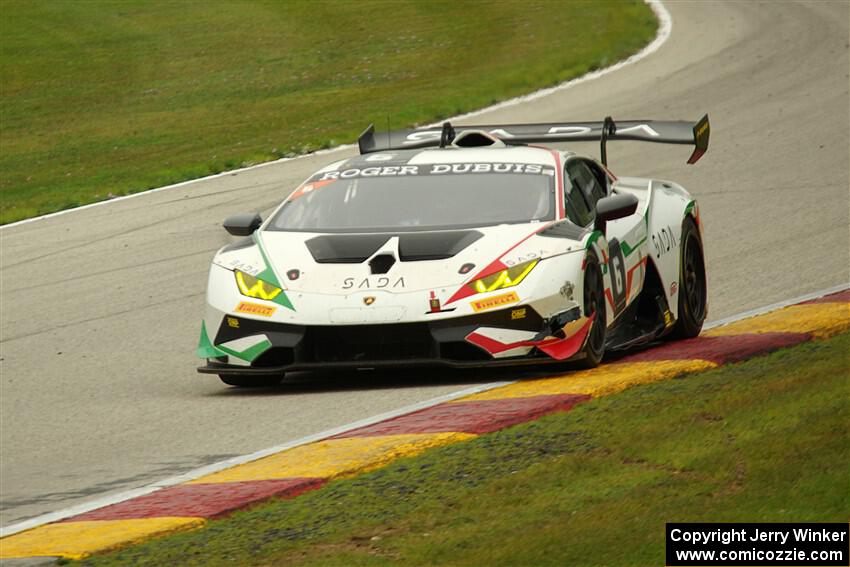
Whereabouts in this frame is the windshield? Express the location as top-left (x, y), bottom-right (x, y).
top-left (267, 163), bottom-right (556, 232)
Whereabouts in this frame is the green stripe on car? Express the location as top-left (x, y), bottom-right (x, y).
top-left (196, 322), bottom-right (227, 359)
top-left (218, 338), bottom-right (273, 362)
top-left (620, 236), bottom-right (646, 258)
top-left (252, 233), bottom-right (295, 310)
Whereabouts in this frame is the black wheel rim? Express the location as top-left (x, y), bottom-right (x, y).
top-left (584, 264), bottom-right (605, 356)
top-left (683, 232), bottom-right (706, 321)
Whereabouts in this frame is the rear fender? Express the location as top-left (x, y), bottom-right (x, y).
top-left (645, 180), bottom-right (697, 320)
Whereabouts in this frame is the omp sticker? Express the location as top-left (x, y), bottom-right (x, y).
top-left (471, 291), bottom-right (520, 312)
top-left (511, 307), bottom-right (527, 320)
top-left (235, 301), bottom-right (276, 317)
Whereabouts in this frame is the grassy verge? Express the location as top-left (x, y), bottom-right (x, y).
top-left (74, 333), bottom-right (850, 566)
top-left (0, 1), bottom-right (656, 224)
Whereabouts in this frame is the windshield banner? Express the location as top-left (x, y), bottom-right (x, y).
top-left (315, 163), bottom-right (555, 181)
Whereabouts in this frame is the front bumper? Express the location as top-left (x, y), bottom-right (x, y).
top-left (197, 304), bottom-right (590, 376)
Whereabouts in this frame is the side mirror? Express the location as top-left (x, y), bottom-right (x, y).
top-left (594, 193), bottom-right (639, 233)
top-left (223, 213), bottom-right (262, 236)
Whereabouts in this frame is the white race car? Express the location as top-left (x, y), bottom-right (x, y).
top-left (198, 117), bottom-right (710, 387)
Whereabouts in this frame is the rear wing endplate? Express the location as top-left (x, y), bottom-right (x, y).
top-left (358, 115), bottom-right (710, 165)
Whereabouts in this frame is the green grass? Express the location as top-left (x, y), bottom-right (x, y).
top-left (0, 1), bottom-right (657, 224)
top-left (74, 333), bottom-right (850, 566)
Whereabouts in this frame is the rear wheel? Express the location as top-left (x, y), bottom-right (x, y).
top-left (669, 217), bottom-right (707, 339)
top-left (219, 374), bottom-right (283, 388)
top-left (575, 252), bottom-right (606, 368)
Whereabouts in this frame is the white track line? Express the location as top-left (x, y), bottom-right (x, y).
top-left (0, 0), bottom-right (672, 231)
top-left (704, 283), bottom-right (850, 330)
top-left (2, 281), bottom-right (847, 539)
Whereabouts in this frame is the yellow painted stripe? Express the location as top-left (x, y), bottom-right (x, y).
top-left (0, 517), bottom-right (204, 560)
top-left (189, 432), bottom-right (475, 484)
top-left (457, 359), bottom-right (716, 402)
top-left (706, 303), bottom-right (850, 339)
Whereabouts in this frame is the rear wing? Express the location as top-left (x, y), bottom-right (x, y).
top-left (358, 115), bottom-right (710, 165)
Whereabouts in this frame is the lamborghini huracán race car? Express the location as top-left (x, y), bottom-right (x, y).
top-left (198, 116), bottom-right (710, 387)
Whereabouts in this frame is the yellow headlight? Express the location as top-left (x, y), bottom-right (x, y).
top-left (234, 271), bottom-right (282, 300)
top-left (471, 260), bottom-right (538, 294)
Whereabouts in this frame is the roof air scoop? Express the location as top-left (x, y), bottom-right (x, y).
top-left (452, 130), bottom-right (505, 148)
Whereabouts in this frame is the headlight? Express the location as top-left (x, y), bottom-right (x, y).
top-left (470, 260), bottom-right (538, 294)
top-left (234, 270), bottom-right (282, 300)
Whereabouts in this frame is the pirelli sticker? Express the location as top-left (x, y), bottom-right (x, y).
top-left (470, 291), bottom-right (520, 312)
top-left (235, 301), bottom-right (276, 317)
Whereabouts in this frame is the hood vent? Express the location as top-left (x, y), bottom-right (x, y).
top-left (369, 253), bottom-right (396, 274)
top-left (305, 230), bottom-right (482, 264)
top-left (397, 230), bottom-right (482, 261)
top-left (306, 234), bottom-right (390, 263)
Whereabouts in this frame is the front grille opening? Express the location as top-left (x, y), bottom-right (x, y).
top-left (440, 341), bottom-right (492, 361)
top-left (252, 347), bottom-right (295, 368)
top-left (309, 324), bottom-right (434, 362)
top-left (369, 253), bottom-right (396, 274)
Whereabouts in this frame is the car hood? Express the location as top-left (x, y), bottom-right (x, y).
top-left (213, 222), bottom-right (581, 295)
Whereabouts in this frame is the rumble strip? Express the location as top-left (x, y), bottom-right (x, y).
top-left (1, 288), bottom-right (847, 560)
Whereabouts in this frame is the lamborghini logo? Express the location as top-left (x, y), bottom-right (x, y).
top-left (363, 296), bottom-right (376, 306)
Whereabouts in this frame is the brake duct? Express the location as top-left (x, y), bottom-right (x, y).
top-left (465, 307), bottom-right (595, 361)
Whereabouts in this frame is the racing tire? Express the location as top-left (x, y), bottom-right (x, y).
top-left (218, 374), bottom-right (283, 388)
top-left (669, 217), bottom-right (707, 339)
top-left (574, 251), bottom-right (607, 369)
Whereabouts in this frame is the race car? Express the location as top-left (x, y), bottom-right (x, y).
top-left (197, 116), bottom-right (710, 387)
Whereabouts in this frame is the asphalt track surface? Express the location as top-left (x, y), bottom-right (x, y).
top-left (1, 1), bottom-right (848, 527)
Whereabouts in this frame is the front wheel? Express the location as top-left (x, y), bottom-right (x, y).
top-left (219, 374), bottom-right (283, 388)
top-left (574, 252), bottom-right (607, 369)
top-left (669, 217), bottom-right (707, 339)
